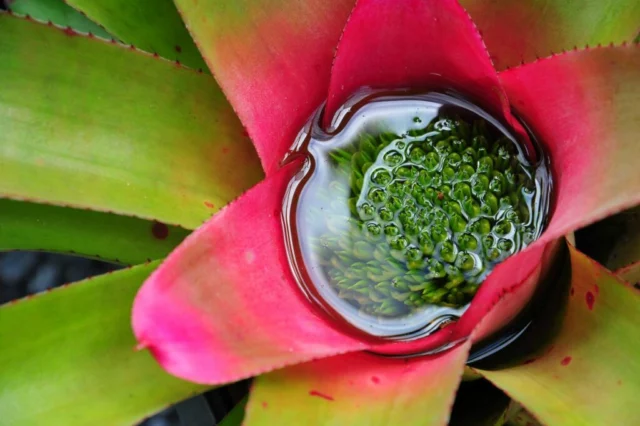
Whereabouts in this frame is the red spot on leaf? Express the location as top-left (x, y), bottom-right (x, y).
top-left (204, 201), bottom-right (215, 209)
top-left (523, 358), bottom-right (536, 365)
top-left (261, 401), bottom-right (268, 408)
top-left (309, 390), bottom-right (334, 401)
top-left (175, 45), bottom-right (182, 53)
top-left (586, 291), bottom-right (595, 310)
top-left (222, 147), bottom-right (230, 154)
top-left (63, 27), bottom-right (77, 37)
top-left (437, 192), bottom-right (444, 200)
top-left (371, 376), bottom-right (380, 384)
top-left (152, 221), bottom-right (169, 240)
top-left (561, 356), bottom-right (572, 366)
top-left (594, 284), bottom-right (599, 294)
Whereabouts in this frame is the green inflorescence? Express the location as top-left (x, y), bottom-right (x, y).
top-left (309, 115), bottom-right (539, 317)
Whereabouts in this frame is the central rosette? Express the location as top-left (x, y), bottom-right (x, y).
top-left (284, 92), bottom-right (550, 339)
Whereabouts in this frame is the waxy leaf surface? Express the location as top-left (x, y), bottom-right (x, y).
top-left (462, 0), bottom-right (640, 70)
top-left (65, 0), bottom-right (207, 70)
top-left (173, 0), bottom-right (354, 174)
top-left (0, 198), bottom-right (188, 264)
top-left (0, 13), bottom-right (262, 230)
top-left (244, 345), bottom-right (470, 426)
top-left (0, 263), bottom-right (209, 426)
top-left (478, 246), bottom-right (640, 425)
top-left (325, 0), bottom-right (530, 153)
top-left (132, 164), bottom-right (370, 385)
top-left (9, 0), bottom-right (112, 38)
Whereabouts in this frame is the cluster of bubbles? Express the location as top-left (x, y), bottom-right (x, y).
top-left (306, 114), bottom-right (540, 318)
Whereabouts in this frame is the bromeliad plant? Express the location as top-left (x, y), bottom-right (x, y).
top-left (1, 0), bottom-right (639, 425)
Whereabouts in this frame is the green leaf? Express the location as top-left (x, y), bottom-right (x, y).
top-left (477, 245), bottom-right (640, 425)
top-left (462, 0), bottom-right (640, 70)
top-left (0, 262), bottom-right (210, 426)
top-left (0, 198), bottom-right (189, 264)
top-left (0, 13), bottom-right (263, 230)
top-left (65, 0), bottom-right (208, 71)
top-left (8, 0), bottom-right (113, 38)
top-left (219, 397), bottom-right (248, 426)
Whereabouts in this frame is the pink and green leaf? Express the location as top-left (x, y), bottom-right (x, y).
top-left (0, 263), bottom-right (209, 426)
top-left (244, 344), bottom-right (470, 426)
top-left (132, 164), bottom-right (371, 385)
top-left (0, 198), bottom-right (188, 265)
top-left (476, 246), bottom-right (640, 425)
top-left (325, 0), bottom-right (532, 155)
top-left (65, 0), bottom-right (208, 71)
top-left (499, 45), bottom-right (640, 239)
top-left (376, 44), bottom-right (640, 354)
top-left (9, 0), bottom-right (112, 38)
top-left (134, 44), bottom-right (640, 378)
top-left (172, 0), bottom-right (355, 175)
top-left (462, 0), bottom-right (640, 70)
top-left (0, 13), bottom-right (262, 230)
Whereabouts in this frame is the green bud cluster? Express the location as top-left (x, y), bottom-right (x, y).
top-left (310, 115), bottom-right (539, 317)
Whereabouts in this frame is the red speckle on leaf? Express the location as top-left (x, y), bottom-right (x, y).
top-left (523, 358), bottom-right (536, 365)
top-left (437, 192), bottom-right (444, 200)
top-left (594, 284), bottom-right (599, 294)
top-left (261, 401), bottom-right (268, 408)
top-left (152, 221), bottom-right (169, 240)
top-left (175, 45), bottom-right (182, 53)
top-left (63, 27), bottom-right (77, 37)
top-left (242, 129), bottom-right (250, 138)
top-left (309, 390), bottom-right (334, 401)
top-left (371, 376), bottom-right (380, 384)
top-left (586, 291), bottom-right (595, 310)
top-left (561, 356), bottom-right (572, 366)
top-left (570, 287), bottom-right (575, 296)
top-left (153, 52), bottom-right (159, 58)
top-left (617, 380), bottom-right (622, 386)
top-left (204, 201), bottom-right (215, 209)
top-left (222, 147), bottom-right (230, 154)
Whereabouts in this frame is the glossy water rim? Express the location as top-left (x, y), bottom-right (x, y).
top-left (282, 89), bottom-right (553, 352)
